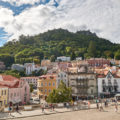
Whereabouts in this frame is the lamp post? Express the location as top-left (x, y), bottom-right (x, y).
top-left (39, 95), bottom-right (41, 104)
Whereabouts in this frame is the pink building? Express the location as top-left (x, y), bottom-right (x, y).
top-left (0, 75), bottom-right (30, 105)
top-left (87, 58), bottom-right (110, 67)
top-left (20, 77), bottom-right (39, 89)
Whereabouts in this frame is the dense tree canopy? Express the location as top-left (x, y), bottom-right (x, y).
top-left (0, 29), bottom-right (120, 67)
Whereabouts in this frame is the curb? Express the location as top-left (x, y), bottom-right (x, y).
top-left (0, 108), bottom-right (96, 120)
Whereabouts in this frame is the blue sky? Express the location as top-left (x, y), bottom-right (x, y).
top-left (0, 0), bottom-right (53, 46)
top-left (0, 0), bottom-right (120, 46)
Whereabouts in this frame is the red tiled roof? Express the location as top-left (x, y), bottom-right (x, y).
top-left (21, 77), bottom-right (39, 79)
top-left (0, 75), bottom-right (20, 88)
top-left (0, 85), bottom-right (8, 88)
top-left (0, 75), bottom-right (19, 81)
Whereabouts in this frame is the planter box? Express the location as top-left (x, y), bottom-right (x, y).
top-left (4, 107), bottom-right (9, 112)
top-left (57, 103), bottom-right (64, 107)
top-left (24, 106), bottom-right (32, 111)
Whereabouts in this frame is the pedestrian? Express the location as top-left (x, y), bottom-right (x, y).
top-left (104, 100), bottom-right (107, 107)
top-left (41, 103), bottom-right (44, 113)
top-left (97, 102), bottom-right (99, 109)
top-left (88, 101), bottom-right (90, 109)
top-left (16, 105), bottom-right (19, 113)
top-left (115, 101), bottom-right (118, 112)
top-left (52, 104), bottom-right (55, 111)
top-left (66, 102), bottom-right (69, 109)
top-left (96, 99), bottom-right (99, 109)
top-left (9, 106), bottom-right (12, 116)
top-left (99, 102), bottom-right (104, 111)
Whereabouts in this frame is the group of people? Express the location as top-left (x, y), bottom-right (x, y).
top-left (96, 98), bottom-right (119, 112)
top-left (41, 103), bottom-right (55, 113)
top-left (9, 105), bottom-right (20, 115)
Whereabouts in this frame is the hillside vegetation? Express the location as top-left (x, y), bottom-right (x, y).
top-left (0, 29), bottom-right (120, 67)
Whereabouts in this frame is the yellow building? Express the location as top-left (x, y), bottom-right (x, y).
top-left (37, 74), bottom-right (56, 99)
top-left (0, 86), bottom-right (8, 109)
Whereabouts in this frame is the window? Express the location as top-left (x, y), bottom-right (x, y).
top-left (4, 100), bottom-right (6, 105)
top-left (14, 93), bottom-right (16, 97)
top-left (49, 90), bottom-right (51, 93)
top-left (41, 89), bottom-right (43, 92)
top-left (64, 75), bottom-right (66, 77)
top-left (2, 90), bottom-right (3, 95)
top-left (45, 83), bottom-right (47, 86)
top-left (41, 83), bottom-right (43, 86)
top-left (4, 90), bottom-right (6, 95)
top-left (49, 83), bottom-right (51, 86)
top-left (45, 89), bottom-right (47, 93)
top-left (53, 82), bottom-right (55, 86)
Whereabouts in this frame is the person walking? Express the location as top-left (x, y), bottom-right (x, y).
top-left (96, 99), bottom-right (99, 109)
top-left (52, 104), bottom-right (55, 111)
top-left (115, 100), bottom-right (118, 112)
top-left (41, 103), bottom-right (44, 113)
top-left (99, 101), bottom-right (104, 111)
top-left (88, 101), bottom-right (90, 109)
top-left (9, 106), bottom-right (12, 116)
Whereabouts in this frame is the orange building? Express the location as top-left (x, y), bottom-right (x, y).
top-left (37, 74), bottom-right (56, 99)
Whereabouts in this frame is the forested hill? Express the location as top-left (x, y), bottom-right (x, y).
top-left (0, 29), bottom-right (120, 67)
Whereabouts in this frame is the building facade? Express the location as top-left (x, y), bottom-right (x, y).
top-left (0, 86), bottom-right (8, 109)
top-left (87, 58), bottom-right (110, 67)
top-left (56, 71), bottom-right (68, 88)
top-left (24, 63), bottom-right (35, 75)
top-left (11, 64), bottom-right (24, 71)
top-left (37, 74), bottom-right (56, 99)
top-left (20, 77), bottom-right (39, 89)
top-left (0, 75), bottom-right (30, 105)
top-left (57, 56), bottom-right (71, 62)
top-left (97, 71), bottom-right (120, 98)
top-left (68, 65), bottom-right (97, 100)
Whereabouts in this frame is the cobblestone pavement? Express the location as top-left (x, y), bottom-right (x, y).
top-left (18, 106), bottom-right (120, 120)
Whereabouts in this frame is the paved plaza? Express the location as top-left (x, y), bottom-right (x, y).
top-left (0, 104), bottom-right (120, 120)
top-left (18, 106), bottom-right (120, 120)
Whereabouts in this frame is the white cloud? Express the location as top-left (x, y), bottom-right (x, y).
top-left (1, 0), bottom-right (42, 6)
top-left (0, 0), bottom-right (120, 43)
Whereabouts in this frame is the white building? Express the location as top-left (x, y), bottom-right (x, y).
top-left (57, 56), bottom-right (70, 62)
top-left (76, 57), bottom-right (82, 61)
top-left (11, 64), bottom-right (24, 71)
top-left (24, 63), bottom-right (35, 75)
top-left (97, 71), bottom-right (120, 97)
top-left (24, 63), bottom-right (47, 75)
top-left (56, 71), bottom-right (68, 88)
top-left (20, 77), bottom-right (39, 89)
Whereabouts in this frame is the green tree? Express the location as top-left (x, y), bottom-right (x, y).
top-left (50, 55), bottom-right (56, 62)
top-left (115, 50), bottom-right (120, 60)
top-left (46, 81), bottom-right (72, 103)
top-left (88, 41), bottom-right (96, 57)
top-left (71, 51), bottom-right (76, 60)
top-left (30, 84), bottom-right (34, 93)
top-left (0, 54), bottom-right (14, 67)
top-left (4, 70), bottom-right (20, 78)
top-left (104, 51), bottom-right (114, 58)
